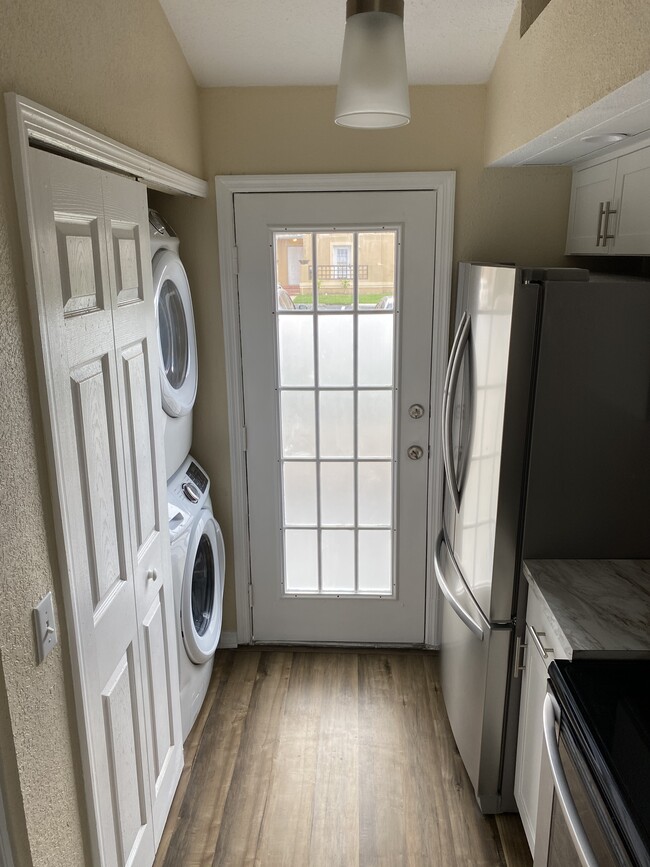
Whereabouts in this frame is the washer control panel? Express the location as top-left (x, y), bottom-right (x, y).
top-left (186, 461), bottom-right (208, 493)
top-left (168, 455), bottom-right (210, 516)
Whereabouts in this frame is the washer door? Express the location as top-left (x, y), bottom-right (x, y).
top-left (181, 511), bottom-right (225, 664)
top-left (153, 249), bottom-right (198, 417)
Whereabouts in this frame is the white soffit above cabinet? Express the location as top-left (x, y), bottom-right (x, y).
top-left (157, 0), bottom-right (518, 87)
top-left (490, 70), bottom-right (650, 166)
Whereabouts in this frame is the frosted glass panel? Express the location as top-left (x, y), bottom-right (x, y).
top-left (274, 232), bottom-right (313, 310)
top-left (320, 391), bottom-right (354, 457)
top-left (318, 315), bottom-right (353, 386)
top-left (358, 530), bottom-right (392, 593)
top-left (283, 462), bottom-right (317, 526)
top-left (322, 531), bottom-right (355, 592)
top-left (285, 530), bottom-right (319, 592)
top-left (358, 462), bottom-right (392, 526)
top-left (358, 315), bottom-right (394, 386)
top-left (358, 390), bottom-right (393, 458)
top-left (321, 463), bottom-right (354, 526)
top-left (281, 391), bottom-right (316, 457)
top-left (278, 315), bottom-right (314, 386)
top-left (358, 231), bottom-right (396, 310)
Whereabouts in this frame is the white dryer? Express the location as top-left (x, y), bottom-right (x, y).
top-left (149, 209), bottom-right (198, 479)
top-left (168, 455), bottom-right (225, 741)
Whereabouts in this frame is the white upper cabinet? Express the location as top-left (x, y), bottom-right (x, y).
top-left (566, 144), bottom-right (650, 255)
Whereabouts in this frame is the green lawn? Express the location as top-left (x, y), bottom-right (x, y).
top-left (294, 293), bottom-right (386, 306)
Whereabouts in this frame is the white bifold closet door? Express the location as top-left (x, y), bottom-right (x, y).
top-left (27, 148), bottom-right (182, 866)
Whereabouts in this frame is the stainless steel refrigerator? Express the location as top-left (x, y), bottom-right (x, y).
top-left (434, 263), bottom-right (650, 813)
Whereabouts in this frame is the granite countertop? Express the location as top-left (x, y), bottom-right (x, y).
top-left (522, 559), bottom-right (650, 659)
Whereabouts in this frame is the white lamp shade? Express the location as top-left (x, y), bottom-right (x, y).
top-left (335, 10), bottom-right (410, 129)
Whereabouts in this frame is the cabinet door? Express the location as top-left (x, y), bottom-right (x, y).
top-left (514, 627), bottom-right (549, 853)
top-left (514, 589), bottom-right (568, 855)
top-left (610, 147), bottom-right (650, 254)
top-left (565, 161), bottom-right (616, 254)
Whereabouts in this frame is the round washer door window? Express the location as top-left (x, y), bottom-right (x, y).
top-left (182, 511), bottom-right (225, 664)
top-left (152, 249), bottom-right (198, 418)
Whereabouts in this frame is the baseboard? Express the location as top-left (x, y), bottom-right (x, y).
top-left (218, 631), bottom-right (238, 649)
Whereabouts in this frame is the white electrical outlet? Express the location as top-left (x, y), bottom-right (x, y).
top-left (33, 592), bottom-right (58, 663)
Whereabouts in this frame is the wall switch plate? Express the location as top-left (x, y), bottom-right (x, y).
top-left (33, 592), bottom-right (58, 663)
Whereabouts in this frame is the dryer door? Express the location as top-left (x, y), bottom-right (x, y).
top-left (182, 510), bottom-right (225, 663)
top-left (153, 249), bottom-right (198, 417)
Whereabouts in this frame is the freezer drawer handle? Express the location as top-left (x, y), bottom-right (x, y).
top-left (442, 312), bottom-right (471, 512)
top-left (542, 693), bottom-right (598, 867)
top-left (433, 530), bottom-right (485, 641)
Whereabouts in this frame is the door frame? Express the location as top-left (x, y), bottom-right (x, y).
top-left (215, 172), bottom-right (456, 647)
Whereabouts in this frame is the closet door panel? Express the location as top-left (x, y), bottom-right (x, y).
top-left (103, 172), bottom-right (183, 846)
top-left (27, 148), bottom-right (155, 867)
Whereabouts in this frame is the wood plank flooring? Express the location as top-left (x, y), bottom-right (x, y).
top-left (156, 649), bottom-right (532, 867)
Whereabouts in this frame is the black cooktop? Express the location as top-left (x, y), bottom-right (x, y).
top-left (549, 659), bottom-right (650, 866)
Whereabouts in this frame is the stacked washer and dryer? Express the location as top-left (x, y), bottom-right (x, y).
top-left (149, 209), bottom-right (225, 741)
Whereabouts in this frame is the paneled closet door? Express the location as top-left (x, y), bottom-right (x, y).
top-left (27, 148), bottom-right (182, 866)
top-left (102, 172), bottom-right (183, 845)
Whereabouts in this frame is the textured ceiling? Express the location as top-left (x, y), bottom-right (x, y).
top-left (158, 0), bottom-right (519, 88)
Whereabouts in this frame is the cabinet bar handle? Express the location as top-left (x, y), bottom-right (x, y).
top-left (603, 200), bottom-right (617, 242)
top-left (527, 624), bottom-right (554, 658)
top-left (596, 201), bottom-right (606, 246)
top-left (513, 634), bottom-right (526, 678)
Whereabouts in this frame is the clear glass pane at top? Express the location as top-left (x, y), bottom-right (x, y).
top-left (358, 314), bottom-right (394, 387)
top-left (281, 391), bottom-right (316, 457)
top-left (284, 530), bottom-right (319, 592)
top-left (283, 462), bottom-right (317, 526)
top-left (316, 232), bottom-right (354, 310)
top-left (318, 315), bottom-right (353, 386)
top-left (274, 233), bottom-right (313, 310)
top-left (358, 231), bottom-right (396, 310)
top-left (358, 390), bottom-right (393, 458)
top-left (278, 315), bottom-right (314, 386)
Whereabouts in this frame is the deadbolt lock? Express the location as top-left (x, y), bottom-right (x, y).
top-left (407, 445), bottom-right (424, 460)
top-left (408, 403), bottom-right (425, 419)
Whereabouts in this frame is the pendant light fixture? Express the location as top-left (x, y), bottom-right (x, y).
top-left (335, 0), bottom-right (410, 129)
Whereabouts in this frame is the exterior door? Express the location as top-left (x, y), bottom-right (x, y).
top-left (27, 148), bottom-right (182, 865)
top-left (235, 190), bottom-right (437, 643)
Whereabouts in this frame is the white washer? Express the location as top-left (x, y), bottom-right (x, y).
top-left (168, 455), bottom-right (225, 741)
top-left (150, 209), bottom-right (198, 479)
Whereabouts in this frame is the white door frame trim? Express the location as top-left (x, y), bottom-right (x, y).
top-left (5, 93), bottom-right (208, 197)
top-left (215, 172), bottom-right (455, 647)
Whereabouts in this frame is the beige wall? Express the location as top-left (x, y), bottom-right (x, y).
top-left (486, 0), bottom-right (650, 163)
top-left (180, 85), bottom-right (571, 634)
top-left (0, 1), bottom-right (202, 864)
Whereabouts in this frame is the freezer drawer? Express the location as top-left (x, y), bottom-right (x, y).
top-left (435, 531), bottom-right (513, 812)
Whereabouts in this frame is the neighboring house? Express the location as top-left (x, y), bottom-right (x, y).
top-left (0, 1), bottom-right (648, 864)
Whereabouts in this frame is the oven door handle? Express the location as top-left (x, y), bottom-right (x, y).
top-left (543, 693), bottom-right (598, 867)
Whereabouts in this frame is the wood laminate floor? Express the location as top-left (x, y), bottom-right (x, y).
top-left (156, 649), bottom-right (532, 867)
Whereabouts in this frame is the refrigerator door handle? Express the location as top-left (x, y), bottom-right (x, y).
top-left (441, 312), bottom-right (466, 497)
top-left (443, 312), bottom-right (471, 512)
top-left (434, 530), bottom-right (485, 641)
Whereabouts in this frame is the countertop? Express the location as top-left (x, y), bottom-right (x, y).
top-left (522, 559), bottom-right (650, 658)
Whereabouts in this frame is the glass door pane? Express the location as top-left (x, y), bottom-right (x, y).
top-left (274, 229), bottom-right (398, 596)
